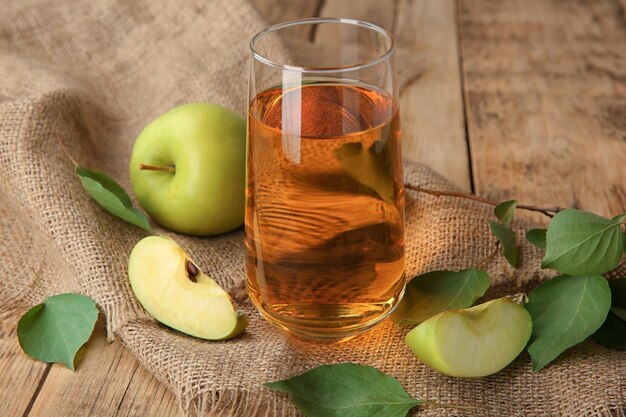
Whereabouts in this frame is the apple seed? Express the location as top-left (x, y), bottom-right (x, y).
top-left (185, 259), bottom-right (199, 282)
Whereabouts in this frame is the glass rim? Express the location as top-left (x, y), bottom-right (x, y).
top-left (250, 17), bottom-right (396, 73)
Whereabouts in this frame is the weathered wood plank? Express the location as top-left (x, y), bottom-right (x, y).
top-left (27, 320), bottom-right (177, 417)
top-left (317, 0), bottom-right (471, 190)
top-left (395, 0), bottom-right (471, 190)
top-left (253, 0), bottom-right (472, 190)
top-left (0, 204), bottom-right (53, 417)
top-left (250, 0), bottom-right (322, 38)
top-left (318, 0), bottom-right (395, 31)
top-left (114, 366), bottom-right (180, 417)
top-left (0, 337), bottom-right (49, 417)
top-left (459, 0), bottom-right (626, 217)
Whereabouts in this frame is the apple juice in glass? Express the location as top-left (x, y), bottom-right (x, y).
top-left (246, 19), bottom-right (405, 341)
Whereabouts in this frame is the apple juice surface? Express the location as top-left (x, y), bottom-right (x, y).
top-left (245, 82), bottom-right (405, 340)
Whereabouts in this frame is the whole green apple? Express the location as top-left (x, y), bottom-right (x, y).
top-left (130, 103), bottom-right (245, 235)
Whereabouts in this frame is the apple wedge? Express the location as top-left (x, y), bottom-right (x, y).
top-left (405, 298), bottom-right (531, 377)
top-left (128, 236), bottom-right (247, 340)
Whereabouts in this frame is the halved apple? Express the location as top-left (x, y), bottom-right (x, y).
top-left (405, 298), bottom-right (532, 377)
top-left (128, 236), bottom-right (247, 340)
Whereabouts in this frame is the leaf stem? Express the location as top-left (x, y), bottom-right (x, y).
top-left (139, 163), bottom-right (175, 173)
top-left (32, 268), bottom-right (48, 300)
top-left (475, 242), bottom-right (501, 269)
top-left (404, 184), bottom-right (564, 218)
top-left (53, 132), bottom-right (79, 167)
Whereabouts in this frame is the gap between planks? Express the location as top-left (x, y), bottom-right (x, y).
top-left (19, 365), bottom-right (51, 417)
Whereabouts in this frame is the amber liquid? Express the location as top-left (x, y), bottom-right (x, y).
top-left (245, 82), bottom-right (405, 340)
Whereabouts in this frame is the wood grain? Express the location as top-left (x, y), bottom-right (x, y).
top-left (313, 0), bottom-right (395, 59)
top-left (250, 0), bottom-right (323, 38)
top-left (395, 0), bottom-right (471, 190)
top-left (459, 0), bottom-right (626, 216)
top-left (0, 337), bottom-right (49, 417)
top-left (113, 364), bottom-right (180, 417)
top-left (318, 0), bottom-right (394, 30)
top-left (27, 320), bottom-right (179, 417)
top-left (317, 0), bottom-right (471, 190)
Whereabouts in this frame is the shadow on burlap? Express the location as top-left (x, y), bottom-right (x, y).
top-left (0, 1), bottom-right (624, 416)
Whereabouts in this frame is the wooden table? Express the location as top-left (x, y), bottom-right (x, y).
top-left (4, 0), bottom-right (625, 416)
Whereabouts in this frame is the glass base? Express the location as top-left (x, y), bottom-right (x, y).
top-left (247, 279), bottom-right (405, 342)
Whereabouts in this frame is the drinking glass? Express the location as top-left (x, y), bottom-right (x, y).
top-left (245, 18), bottom-right (405, 341)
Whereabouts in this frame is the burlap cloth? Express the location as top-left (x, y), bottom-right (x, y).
top-left (0, 1), bottom-right (624, 416)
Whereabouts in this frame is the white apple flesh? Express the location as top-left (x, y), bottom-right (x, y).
top-left (128, 236), bottom-right (247, 340)
top-left (405, 298), bottom-right (532, 377)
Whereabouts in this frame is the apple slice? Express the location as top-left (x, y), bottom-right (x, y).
top-left (405, 298), bottom-right (532, 377)
top-left (128, 236), bottom-right (247, 340)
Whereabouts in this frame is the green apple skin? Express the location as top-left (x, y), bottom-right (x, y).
top-left (405, 298), bottom-right (532, 377)
top-left (130, 103), bottom-right (245, 236)
top-left (128, 236), bottom-right (248, 340)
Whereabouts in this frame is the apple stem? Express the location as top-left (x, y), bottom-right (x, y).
top-left (139, 163), bottom-right (175, 173)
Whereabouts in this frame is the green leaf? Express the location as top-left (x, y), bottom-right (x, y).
top-left (76, 166), bottom-right (152, 232)
top-left (592, 311), bottom-right (626, 350)
top-left (541, 209), bottom-right (624, 275)
top-left (334, 142), bottom-right (394, 202)
top-left (593, 277), bottom-right (626, 350)
top-left (489, 221), bottom-right (517, 267)
top-left (526, 229), bottom-right (547, 250)
top-left (525, 275), bottom-right (611, 371)
top-left (76, 167), bottom-right (133, 206)
top-left (494, 200), bottom-right (518, 226)
top-left (17, 293), bottom-right (99, 370)
top-left (265, 363), bottom-right (420, 417)
top-left (391, 269), bottom-right (490, 325)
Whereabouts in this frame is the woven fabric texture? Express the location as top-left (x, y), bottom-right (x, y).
top-left (0, 1), bottom-right (624, 416)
